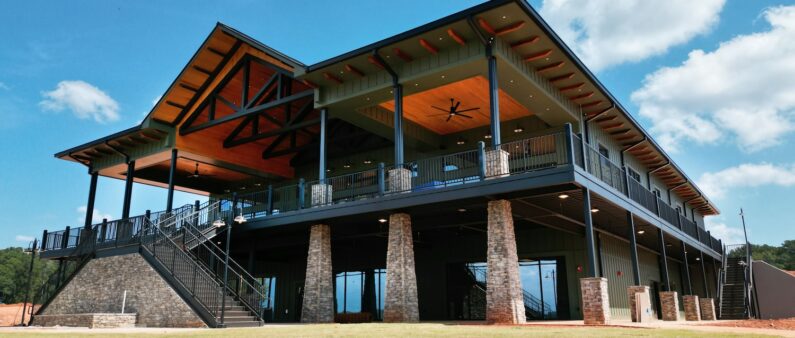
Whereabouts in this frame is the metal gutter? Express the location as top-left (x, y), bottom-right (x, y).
top-left (54, 125), bottom-right (142, 159)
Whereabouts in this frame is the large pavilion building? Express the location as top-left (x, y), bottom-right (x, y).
top-left (32, 0), bottom-right (728, 328)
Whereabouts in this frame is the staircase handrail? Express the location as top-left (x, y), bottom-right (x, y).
top-left (32, 227), bottom-right (97, 316)
top-left (465, 264), bottom-right (548, 318)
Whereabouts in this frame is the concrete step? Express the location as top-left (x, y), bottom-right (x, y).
top-left (221, 316), bottom-right (258, 323)
top-left (224, 320), bottom-right (262, 328)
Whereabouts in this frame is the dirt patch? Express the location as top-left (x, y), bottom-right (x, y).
top-left (0, 303), bottom-right (39, 327)
top-left (707, 317), bottom-right (795, 331)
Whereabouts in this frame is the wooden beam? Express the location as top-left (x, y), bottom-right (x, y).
top-left (192, 65), bottom-right (213, 76)
top-left (594, 115), bottom-right (616, 123)
top-left (524, 49), bottom-right (552, 62)
top-left (495, 21), bottom-right (525, 36)
top-left (166, 100), bottom-right (186, 109)
top-left (179, 83), bottom-right (199, 92)
top-left (609, 129), bottom-right (632, 136)
top-left (601, 122), bottom-right (625, 129)
top-left (581, 100), bottom-right (603, 108)
top-left (549, 73), bottom-right (574, 83)
top-left (447, 28), bottom-right (466, 46)
top-left (419, 38), bottom-right (439, 55)
top-left (323, 72), bottom-right (343, 85)
top-left (477, 18), bottom-right (496, 35)
top-left (511, 36), bottom-right (539, 48)
top-left (207, 47), bottom-right (226, 57)
top-left (569, 92), bottom-right (594, 100)
top-left (345, 64), bottom-right (364, 77)
top-left (559, 82), bottom-right (585, 92)
top-left (393, 48), bottom-right (413, 62)
top-left (303, 79), bottom-right (318, 89)
top-left (367, 55), bottom-right (385, 69)
top-left (536, 61), bottom-right (565, 73)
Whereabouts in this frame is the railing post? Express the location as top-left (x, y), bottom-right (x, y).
top-left (655, 197), bottom-right (661, 216)
top-left (297, 179), bottom-right (305, 210)
top-left (477, 141), bottom-right (487, 180)
top-left (378, 163), bottom-right (386, 196)
top-left (676, 214), bottom-right (683, 230)
top-left (41, 230), bottom-right (48, 252)
top-left (62, 226), bottom-right (70, 250)
top-left (563, 123), bottom-right (575, 166)
top-left (100, 218), bottom-right (108, 242)
top-left (266, 185), bottom-right (273, 215)
top-left (623, 167), bottom-right (631, 198)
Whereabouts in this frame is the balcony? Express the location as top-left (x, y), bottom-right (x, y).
top-left (40, 126), bottom-right (722, 257)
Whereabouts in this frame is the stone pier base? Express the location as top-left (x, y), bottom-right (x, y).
top-left (485, 149), bottom-right (509, 178)
top-left (659, 291), bottom-right (680, 321)
top-left (301, 224), bottom-right (334, 323)
top-left (683, 295), bottom-right (701, 321)
top-left (383, 213), bottom-right (419, 322)
top-left (388, 168), bottom-right (412, 193)
top-left (699, 298), bottom-right (717, 320)
top-left (310, 183), bottom-right (332, 207)
top-left (627, 285), bottom-right (653, 322)
top-left (34, 313), bottom-right (137, 328)
top-left (486, 200), bottom-right (525, 324)
top-left (581, 278), bottom-right (611, 325)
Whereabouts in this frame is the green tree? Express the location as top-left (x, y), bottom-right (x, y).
top-left (0, 247), bottom-right (58, 304)
top-left (750, 240), bottom-right (795, 271)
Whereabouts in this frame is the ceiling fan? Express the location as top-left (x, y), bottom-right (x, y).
top-left (186, 162), bottom-right (215, 179)
top-left (431, 98), bottom-right (479, 122)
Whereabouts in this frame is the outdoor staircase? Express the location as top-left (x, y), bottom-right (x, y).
top-left (466, 265), bottom-right (549, 320)
top-left (719, 256), bottom-right (750, 319)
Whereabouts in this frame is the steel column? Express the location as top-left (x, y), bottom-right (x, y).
top-left (318, 108), bottom-right (328, 182)
top-left (84, 171), bottom-right (98, 229)
top-left (166, 149), bottom-right (178, 213)
top-left (121, 160), bottom-right (135, 219)
top-left (20, 239), bottom-right (37, 326)
top-left (700, 251), bottom-right (710, 298)
top-left (487, 50), bottom-right (501, 149)
top-left (659, 229), bottom-right (671, 291)
top-left (682, 240), bottom-right (692, 295)
top-left (582, 187), bottom-right (598, 278)
top-left (394, 84), bottom-right (404, 165)
top-left (627, 212), bottom-right (641, 285)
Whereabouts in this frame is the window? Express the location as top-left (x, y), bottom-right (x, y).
top-left (675, 206), bottom-right (682, 215)
top-left (627, 168), bottom-right (641, 183)
top-left (598, 144), bottom-right (610, 159)
top-left (652, 187), bottom-right (661, 198)
top-left (335, 269), bottom-right (386, 319)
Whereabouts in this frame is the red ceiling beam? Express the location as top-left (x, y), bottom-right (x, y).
top-left (495, 21), bottom-right (525, 36)
top-left (419, 38), bottom-right (439, 55)
top-left (394, 48), bottom-right (413, 62)
top-left (569, 92), bottom-right (594, 100)
top-left (559, 82), bottom-right (585, 92)
top-left (536, 61), bottom-right (565, 73)
top-left (323, 72), bottom-right (343, 84)
top-left (549, 73), bottom-right (574, 83)
top-left (511, 36), bottom-right (539, 48)
top-left (447, 28), bottom-right (466, 46)
top-left (524, 49), bottom-right (552, 62)
top-left (367, 55), bottom-right (385, 69)
top-left (345, 64), bottom-right (364, 77)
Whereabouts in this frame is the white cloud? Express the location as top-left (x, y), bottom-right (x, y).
top-left (632, 5), bottom-right (795, 152)
top-left (698, 162), bottom-right (795, 199)
top-left (40, 80), bottom-right (120, 123)
top-left (77, 206), bottom-right (114, 225)
top-left (538, 0), bottom-right (724, 71)
top-left (0, 82), bottom-right (9, 90)
top-left (151, 94), bottom-right (162, 107)
top-left (705, 218), bottom-right (745, 245)
top-left (15, 235), bottom-right (34, 242)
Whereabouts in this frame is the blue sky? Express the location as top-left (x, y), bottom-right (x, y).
top-left (1, 0), bottom-right (793, 248)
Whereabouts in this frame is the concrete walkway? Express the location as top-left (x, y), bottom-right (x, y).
top-left (523, 319), bottom-right (795, 337)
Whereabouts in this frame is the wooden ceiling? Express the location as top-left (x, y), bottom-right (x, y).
top-left (64, 128), bottom-right (168, 166)
top-left (134, 157), bottom-right (259, 195)
top-left (379, 76), bottom-right (532, 135)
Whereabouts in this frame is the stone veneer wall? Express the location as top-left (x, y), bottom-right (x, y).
top-left (627, 285), bottom-right (651, 322)
top-left (699, 298), bottom-right (717, 320)
top-left (484, 149), bottom-right (509, 178)
top-left (659, 291), bottom-right (680, 321)
top-left (34, 313), bottom-right (136, 328)
top-left (38, 254), bottom-right (205, 328)
top-left (383, 213), bottom-right (419, 322)
top-left (301, 224), bottom-right (334, 323)
top-left (485, 200), bottom-right (526, 324)
top-left (682, 295), bottom-right (701, 321)
top-left (580, 277), bottom-right (611, 325)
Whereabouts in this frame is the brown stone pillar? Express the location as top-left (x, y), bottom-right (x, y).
top-left (310, 183), bottom-right (332, 207)
top-left (387, 168), bottom-right (412, 193)
top-left (627, 285), bottom-right (653, 322)
top-left (581, 277), bottom-right (611, 325)
top-left (683, 295), bottom-right (701, 321)
top-left (485, 149), bottom-right (510, 178)
top-left (486, 200), bottom-right (526, 324)
top-left (699, 298), bottom-right (717, 320)
top-left (301, 224), bottom-right (334, 323)
top-left (659, 291), bottom-right (680, 321)
top-left (383, 213), bottom-right (419, 322)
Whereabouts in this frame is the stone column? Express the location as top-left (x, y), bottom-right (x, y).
top-left (699, 298), bottom-right (717, 320)
top-left (301, 224), bottom-right (334, 323)
top-left (485, 149), bottom-right (510, 178)
top-left (310, 183), bottom-right (332, 207)
top-left (581, 277), bottom-right (611, 325)
top-left (486, 200), bottom-right (525, 324)
top-left (388, 168), bottom-right (412, 193)
top-left (627, 285), bottom-right (653, 323)
top-left (659, 291), bottom-right (680, 321)
top-left (383, 213), bottom-right (419, 322)
top-left (683, 295), bottom-right (701, 321)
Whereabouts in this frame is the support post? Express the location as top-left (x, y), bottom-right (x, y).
top-left (377, 163), bottom-right (386, 196)
top-left (700, 252), bottom-right (710, 298)
top-left (394, 84), bottom-right (404, 165)
top-left (582, 187), bottom-right (597, 278)
top-left (220, 193), bottom-right (237, 326)
top-left (266, 185), bottom-right (273, 215)
top-left (166, 149), bottom-right (178, 213)
top-left (627, 212), bottom-right (641, 285)
top-left (487, 46), bottom-right (501, 149)
top-left (298, 178), bottom-right (305, 209)
top-left (564, 123), bottom-right (575, 166)
top-left (682, 240), bottom-right (692, 295)
top-left (121, 160), bottom-right (135, 219)
top-left (477, 141), bottom-right (487, 180)
top-left (84, 171), bottom-right (98, 229)
top-left (318, 108), bottom-right (327, 183)
top-left (659, 229), bottom-right (670, 290)
top-left (20, 239), bottom-right (37, 326)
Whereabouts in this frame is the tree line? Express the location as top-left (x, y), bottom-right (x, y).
top-left (0, 247), bottom-right (58, 304)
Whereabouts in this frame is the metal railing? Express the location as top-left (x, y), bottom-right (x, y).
top-left (32, 228), bottom-right (97, 317)
top-left (466, 264), bottom-right (551, 319)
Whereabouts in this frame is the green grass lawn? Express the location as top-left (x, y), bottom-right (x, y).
top-left (0, 323), bottom-right (778, 338)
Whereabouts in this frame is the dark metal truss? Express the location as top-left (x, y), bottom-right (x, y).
top-left (178, 55), bottom-right (317, 151)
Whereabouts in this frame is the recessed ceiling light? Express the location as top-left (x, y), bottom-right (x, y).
top-left (529, 94), bottom-right (534, 98)
top-left (414, 83), bottom-right (419, 86)
top-left (439, 37), bottom-right (444, 41)
top-left (441, 75), bottom-right (446, 79)
top-left (545, 57), bottom-right (550, 61)
top-left (457, 208), bottom-right (466, 212)
top-left (340, 70), bottom-right (344, 74)
top-left (666, 243), bottom-right (673, 247)
top-left (591, 208), bottom-right (599, 213)
top-left (378, 218), bottom-right (387, 223)
top-left (484, 134), bottom-right (492, 139)
top-left (326, 169), bottom-right (332, 173)
top-left (558, 194), bottom-right (569, 199)
top-left (363, 159), bottom-right (373, 164)
top-left (695, 257), bottom-right (700, 261)
top-left (637, 230), bottom-right (645, 235)
top-left (366, 97), bottom-right (370, 101)
top-left (509, 79), bottom-right (514, 83)
top-left (456, 138), bottom-right (466, 145)
top-left (502, 15), bottom-right (507, 19)
top-left (546, 108), bottom-right (550, 111)
top-left (254, 183), bottom-right (261, 187)
top-left (514, 126), bottom-right (524, 133)
top-left (343, 163), bottom-right (351, 168)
